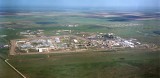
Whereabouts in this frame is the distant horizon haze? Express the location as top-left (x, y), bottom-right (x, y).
top-left (0, 0), bottom-right (159, 12)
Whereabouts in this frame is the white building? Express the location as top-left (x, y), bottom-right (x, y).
top-left (55, 37), bottom-right (60, 43)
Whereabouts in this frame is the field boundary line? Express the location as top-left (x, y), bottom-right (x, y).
top-left (5, 59), bottom-right (26, 78)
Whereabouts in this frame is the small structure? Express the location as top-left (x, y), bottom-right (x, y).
top-left (55, 37), bottom-right (60, 43)
top-left (73, 39), bottom-right (78, 43)
top-left (37, 48), bottom-right (49, 52)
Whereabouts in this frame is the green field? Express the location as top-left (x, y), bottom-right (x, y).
top-left (0, 58), bottom-right (21, 78)
top-left (8, 49), bottom-right (160, 78)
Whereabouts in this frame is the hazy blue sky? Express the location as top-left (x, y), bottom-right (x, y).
top-left (0, 0), bottom-right (159, 9)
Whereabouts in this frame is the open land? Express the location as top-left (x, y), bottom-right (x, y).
top-left (0, 10), bottom-right (160, 78)
top-left (8, 49), bottom-right (160, 78)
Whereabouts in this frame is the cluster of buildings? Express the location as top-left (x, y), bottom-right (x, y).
top-left (87, 33), bottom-right (141, 49)
top-left (16, 37), bottom-right (63, 53)
top-left (62, 24), bottom-right (79, 27)
top-left (12, 31), bottom-right (144, 54)
top-left (0, 35), bottom-right (8, 49)
top-left (15, 35), bottom-right (88, 53)
top-left (20, 30), bottom-right (44, 38)
top-left (0, 44), bottom-right (9, 48)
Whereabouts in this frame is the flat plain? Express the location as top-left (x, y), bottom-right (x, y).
top-left (0, 10), bottom-right (160, 78)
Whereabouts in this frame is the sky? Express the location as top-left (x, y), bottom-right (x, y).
top-left (0, 0), bottom-right (159, 10)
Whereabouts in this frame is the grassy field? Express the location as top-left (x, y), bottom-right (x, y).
top-left (8, 49), bottom-right (160, 78)
top-left (0, 59), bottom-right (22, 78)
